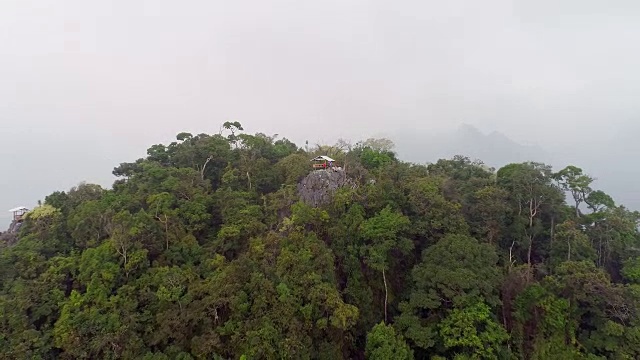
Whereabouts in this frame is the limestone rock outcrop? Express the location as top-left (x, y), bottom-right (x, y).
top-left (297, 169), bottom-right (356, 207)
top-left (0, 220), bottom-right (22, 246)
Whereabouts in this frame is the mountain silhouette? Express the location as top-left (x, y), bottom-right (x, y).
top-left (391, 124), bottom-right (551, 168)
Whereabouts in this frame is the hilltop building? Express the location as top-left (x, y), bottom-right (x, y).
top-left (9, 206), bottom-right (28, 222)
top-left (311, 156), bottom-right (339, 170)
top-left (2, 206), bottom-right (28, 238)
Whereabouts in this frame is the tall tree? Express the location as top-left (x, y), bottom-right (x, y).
top-left (553, 166), bottom-right (594, 217)
top-left (360, 206), bottom-right (412, 324)
top-left (397, 234), bottom-right (502, 354)
top-left (498, 162), bottom-right (563, 269)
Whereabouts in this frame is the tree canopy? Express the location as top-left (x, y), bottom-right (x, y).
top-left (1, 124), bottom-right (639, 359)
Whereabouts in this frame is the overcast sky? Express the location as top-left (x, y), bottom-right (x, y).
top-left (1, 0), bottom-right (640, 225)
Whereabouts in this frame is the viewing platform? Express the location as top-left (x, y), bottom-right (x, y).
top-left (9, 206), bottom-right (28, 222)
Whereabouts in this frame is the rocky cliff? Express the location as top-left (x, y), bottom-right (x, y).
top-left (297, 169), bottom-right (356, 207)
top-left (0, 220), bottom-right (21, 246)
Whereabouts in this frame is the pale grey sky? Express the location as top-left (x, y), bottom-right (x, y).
top-left (1, 0), bottom-right (640, 225)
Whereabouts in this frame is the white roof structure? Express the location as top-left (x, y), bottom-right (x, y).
top-left (8, 206), bottom-right (28, 213)
top-left (311, 155), bottom-right (336, 162)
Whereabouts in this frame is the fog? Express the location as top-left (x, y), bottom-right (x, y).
top-left (2, 0), bottom-right (640, 225)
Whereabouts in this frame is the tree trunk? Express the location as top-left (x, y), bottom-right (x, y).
top-left (201, 156), bottom-right (213, 180)
top-left (550, 217), bottom-right (555, 245)
top-left (116, 243), bottom-right (128, 274)
top-left (527, 198), bottom-right (537, 270)
top-left (156, 214), bottom-right (170, 250)
top-left (598, 238), bottom-right (603, 267)
top-left (502, 304), bottom-right (508, 330)
top-left (382, 268), bottom-right (388, 324)
top-left (509, 241), bottom-right (516, 269)
top-left (164, 218), bottom-right (169, 250)
top-left (527, 234), bottom-right (533, 267)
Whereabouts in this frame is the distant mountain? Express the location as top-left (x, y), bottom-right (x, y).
top-left (390, 124), bottom-right (552, 168)
top-left (389, 123), bottom-right (638, 212)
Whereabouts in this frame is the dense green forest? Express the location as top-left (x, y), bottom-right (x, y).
top-left (2, 122), bottom-right (640, 359)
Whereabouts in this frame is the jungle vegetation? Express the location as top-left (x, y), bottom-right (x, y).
top-left (1, 122), bottom-right (639, 360)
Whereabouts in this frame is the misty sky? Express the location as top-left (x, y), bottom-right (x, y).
top-left (2, 0), bottom-right (640, 225)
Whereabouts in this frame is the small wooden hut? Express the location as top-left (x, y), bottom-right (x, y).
top-left (9, 206), bottom-right (28, 222)
top-left (311, 155), bottom-right (336, 170)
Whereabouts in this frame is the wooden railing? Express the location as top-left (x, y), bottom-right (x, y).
top-left (312, 163), bottom-right (341, 170)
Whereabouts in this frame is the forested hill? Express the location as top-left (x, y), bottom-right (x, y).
top-left (2, 123), bottom-right (640, 360)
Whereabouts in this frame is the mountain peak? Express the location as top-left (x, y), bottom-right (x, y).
top-left (457, 123), bottom-right (483, 137)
